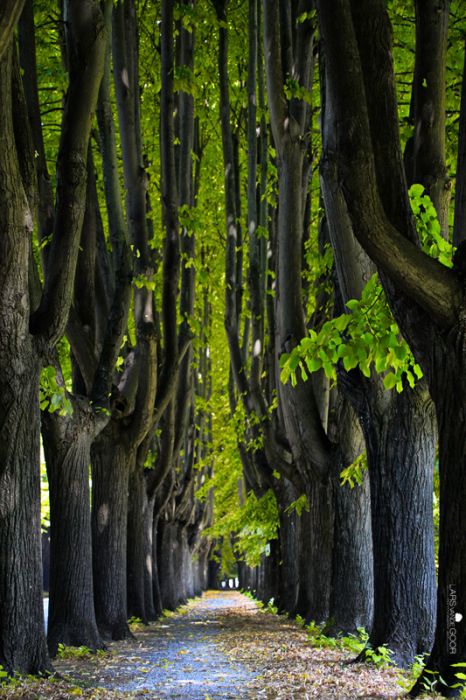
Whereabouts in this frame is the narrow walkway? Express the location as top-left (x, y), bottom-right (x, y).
top-left (54, 591), bottom-right (408, 699)
top-left (57, 592), bottom-right (258, 699)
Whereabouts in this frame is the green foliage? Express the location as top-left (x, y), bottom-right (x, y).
top-left (128, 616), bottom-right (145, 632)
top-left (364, 644), bottom-right (393, 668)
top-left (40, 366), bottom-right (73, 417)
top-left (340, 453), bottom-right (368, 489)
top-left (284, 78), bottom-right (312, 105)
top-left (280, 189), bottom-right (452, 399)
top-left (284, 494), bottom-right (309, 516)
top-left (397, 655), bottom-right (427, 692)
top-left (280, 273), bottom-right (422, 392)
top-left (202, 489), bottom-right (279, 569)
top-left (133, 273), bottom-right (156, 292)
top-left (264, 598), bottom-right (279, 615)
top-left (409, 184), bottom-right (453, 267)
top-left (56, 644), bottom-right (104, 660)
top-left (450, 663), bottom-right (466, 697)
top-left (306, 621), bottom-right (369, 655)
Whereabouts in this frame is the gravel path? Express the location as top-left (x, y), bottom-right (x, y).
top-left (56, 591), bottom-right (258, 699)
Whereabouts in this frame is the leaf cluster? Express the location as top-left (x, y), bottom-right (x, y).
top-left (280, 273), bottom-right (422, 393)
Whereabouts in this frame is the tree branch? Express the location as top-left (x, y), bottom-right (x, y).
top-left (0, 0), bottom-right (25, 61)
top-left (317, 0), bottom-right (460, 329)
top-left (29, 0), bottom-right (106, 347)
top-left (262, 0), bottom-right (286, 147)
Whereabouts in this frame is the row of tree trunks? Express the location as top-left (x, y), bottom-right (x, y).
top-left (211, 0), bottom-right (438, 673)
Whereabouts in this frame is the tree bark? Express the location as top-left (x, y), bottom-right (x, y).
top-left (127, 463), bottom-right (148, 622)
top-left (158, 519), bottom-right (179, 610)
top-left (407, 0), bottom-right (451, 236)
top-left (143, 491), bottom-right (157, 620)
top-left (92, 431), bottom-right (133, 640)
top-left (0, 357), bottom-right (50, 673)
top-left (42, 403), bottom-right (104, 655)
top-left (453, 40), bottom-right (466, 246)
top-left (328, 471), bottom-right (373, 634)
top-left (362, 387), bottom-right (436, 665)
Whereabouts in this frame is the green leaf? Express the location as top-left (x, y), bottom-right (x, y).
top-left (343, 354), bottom-right (358, 372)
top-left (345, 299), bottom-right (359, 311)
top-left (305, 357), bottom-right (322, 372)
top-left (409, 184), bottom-right (425, 198)
top-left (383, 372), bottom-right (398, 390)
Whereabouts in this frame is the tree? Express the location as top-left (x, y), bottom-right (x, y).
top-left (262, 0), bottom-right (374, 630)
top-left (317, 0), bottom-right (466, 692)
top-left (0, 0), bottom-right (106, 674)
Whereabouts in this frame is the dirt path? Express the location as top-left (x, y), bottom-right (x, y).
top-left (48, 590), bottom-right (412, 699)
top-left (57, 591), bottom-right (258, 699)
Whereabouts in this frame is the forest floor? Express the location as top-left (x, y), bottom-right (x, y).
top-left (0, 590), bottom-right (439, 699)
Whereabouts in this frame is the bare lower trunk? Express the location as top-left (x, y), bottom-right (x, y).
top-left (91, 429), bottom-right (132, 640)
top-left (158, 520), bottom-right (178, 610)
top-left (296, 480), bottom-right (334, 623)
top-left (412, 350), bottom-right (466, 696)
top-left (152, 515), bottom-right (164, 616)
top-left (127, 466), bottom-right (147, 622)
top-left (365, 385), bottom-right (436, 667)
top-left (328, 471), bottom-right (373, 634)
top-left (0, 361), bottom-right (51, 673)
top-left (275, 481), bottom-right (299, 615)
top-left (42, 407), bottom-right (103, 655)
top-left (143, 493), bottom-right (157, 620)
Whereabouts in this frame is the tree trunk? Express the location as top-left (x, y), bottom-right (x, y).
top-left (143, 493), bottom-right (157, 620)
top-left (0, 44), bottom-right (49, 675)
top-left (412, 348), bottom-right (466, 695)
top-left (295, 481), bottom-right (334, 624)
top-left (328, 471), bottom-right (373, 635)
top-left (91, 428), bottom-right (132, 640)
top-left (158, 519), bottom-right (178, 610)
top-left (364, 385), bottom-right (437, 667)
top-left (42, 404), bottom-right (103, 655)
top-left (152, 514), bottom-right (164, 617)
top-left (275, 481), bottom-right (299, 615)
top-left (257, 540), bottom-right (280, 607)
top-left (173, 523), bottom-right (187, 605)
top-left (0, 359), bottom-right (50, 673)
top-left (127, 465), bottom-right (147, 622)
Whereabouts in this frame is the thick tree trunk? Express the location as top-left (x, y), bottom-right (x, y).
top-left (195, 541), bottom-right (209, 594)
top-left (295, 481), bottom-right (334, 624)
top-left (257, 539), bottom-right (280, 607)
top-left (42, 405), bottom-right (103, 655)
top-left (182, 529), bottom-right (195, 600)
top-left (275, 481), bottom-right (299, 615)
top-left (276, 147), bottom-right (330, 485)
top-left (143, 493), bottom-right (157, 620)
top-left (412, 349), bottom-right (466, 695)
top-left (152, 514), bottom-right (164, 617)
top-left (328, 471), bottom-right (373, 635)
top-left (91, 428), bottom-right (132, 640)
top-left (0, 45), bottom-right (49, 675)
top-left (364, 385), bottom-right (436, 667)
top-left (0, 360), bottom-right (50, 674)
top-left (158, 519), bottom-right (179, 610)
top-left (208, 555), bottom-right (222, 590)
top-left (174, 523), bottom-right (187, 604)
top-left (127, 465), bottom-right (147, 622)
